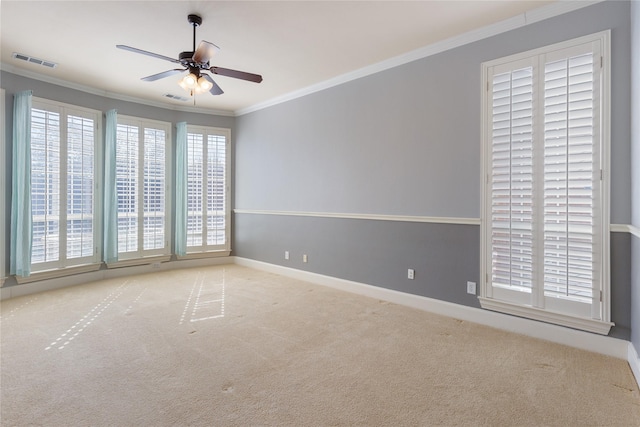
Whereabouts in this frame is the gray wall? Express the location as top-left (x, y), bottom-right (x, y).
top-left (1, 71), bottom-right (235, 274)
top-left (234, 1), bottom-right (634, 339)
top-left (631, 0), bottom-right (640, 354)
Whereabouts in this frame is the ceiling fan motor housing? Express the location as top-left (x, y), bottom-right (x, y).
top-left (179, 51), bottom-right (210, 70)
top-left (187, 14), bottom-right (202, 27)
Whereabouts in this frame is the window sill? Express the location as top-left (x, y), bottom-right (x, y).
top-left (177, 250), bottom-right (231, 260)
top-left (16, 263), bottom-right (102, 284)
top-left (478, 297), bottom-right (614, 335)
top-left (107, 255), bottom-right (171, 269)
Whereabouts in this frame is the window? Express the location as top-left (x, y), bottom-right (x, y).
top-left (186, 126), bottom-right (230, 253)
top-left (30, 99), bottom-right (101, 271)
top-left (116, 116), bottom-right (171, 259)
top-left (480, 31), bottom-right (611, 334)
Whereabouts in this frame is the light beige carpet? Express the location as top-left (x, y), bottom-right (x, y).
top-left (1, 265), bottom-right (639, 426)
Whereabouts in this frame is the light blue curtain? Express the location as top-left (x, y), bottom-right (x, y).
top-left (175, 122), bottom-right (187, 256)
top-left (103, 109), bottom-right (118, 263)
top-left (10, 91), bottom-right (33, 277)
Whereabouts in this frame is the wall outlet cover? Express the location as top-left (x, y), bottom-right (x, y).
top-left (467, 281), bottom-right (476, 295)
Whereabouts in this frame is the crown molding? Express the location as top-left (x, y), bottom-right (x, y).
top-left (236, 0), bottom-right (603, 116)
top-left (1, 1), bottom-right (604, 118)
top-left (0, 63), bottom-right (234, 117)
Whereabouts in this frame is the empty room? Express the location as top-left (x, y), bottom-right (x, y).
top-left (1, 0), bottom-right (639, 425)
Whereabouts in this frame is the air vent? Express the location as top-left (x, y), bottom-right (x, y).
top-left (163, 93), bottom-right (190, 102)
top-left (12, 52), bottom-right (57, 68)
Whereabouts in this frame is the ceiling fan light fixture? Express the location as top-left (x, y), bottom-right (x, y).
top-left (179, 72), bottom-right (198, 90)
top-left (197, 76), bottom-right (213, 92)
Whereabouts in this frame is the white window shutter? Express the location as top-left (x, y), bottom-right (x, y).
top-left (543, 52), bottom-right (598, 305)
top-left (31, 108), bottom-right (61, 264)
top-left (186, 126), bottom-right (230, 253)
top-left (116, 124), bottom-right (139, 253)
top-left (116, 117), bottom-right (170, 260)
top-left (490, 65), bottom-right (534, 294)
top-left (143, 127), bottom-right (166, 251)
top-left (30, 100), bottom-right (100, 271)
top-left (66, 115), bottom-right (95, 259)
top-left (481, 32), bottom-right (610, 332)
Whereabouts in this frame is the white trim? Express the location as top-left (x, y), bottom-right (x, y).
top-left (106, 255), bottom-right (171, 269)
top-left (0, 63), bottom-right (234, 117)
top-left (178, 250), bottom-right (231, 260)
top-left (610, 223), bottom-right (640, 238)
top-left (233, 209), bottom-right (480, 225)
top-left (16, 263), bottom-right (102, 284)
top-left (629, 343), bottom-right (640, 390)
top-left (478, 297), bottom-right (613, 335)
top-left (234, 211), bottom-right (640, 234)
top-left (236, 0), bottom-right (603, 116)
top-left (233, 256), bottom-right (629, 361)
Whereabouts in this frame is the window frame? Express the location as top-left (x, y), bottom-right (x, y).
top-left (29, 97), bottom-right (102, 274)
top-left (184, 125), bottom-right (231, 255)
top-left (114, 115), bottom-right (172, 262)
top-left (479, 30), bottom-right (612, 335)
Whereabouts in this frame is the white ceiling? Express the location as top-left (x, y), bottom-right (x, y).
top-left (1, 0), bottom-right (556, 115)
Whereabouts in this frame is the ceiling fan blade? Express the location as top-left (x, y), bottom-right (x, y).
top-left (116, 45), bottom-right (180, 64)
top-left (141, 69), bottom-right (186, 82)
top-left (210, 66), bottom-right (263, 83)
top-left (192, 41), bottom-right (220, 64)
top-left (201, 73), bottom-right (224, 95)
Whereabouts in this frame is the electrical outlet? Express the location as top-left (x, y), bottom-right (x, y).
top-left (285, 251), bottom-right (290, 260)
top-left (303, 254), bottom-right (308, 263)
top-left (152, 262), bottom-right (161, 269)
top-left (407, 269), bottom-right (415, 280)
top-left (467, 281), bottom-right (476, 295)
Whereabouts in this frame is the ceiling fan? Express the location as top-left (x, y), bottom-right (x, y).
top-left (116, 14), bottom-right (262, 96)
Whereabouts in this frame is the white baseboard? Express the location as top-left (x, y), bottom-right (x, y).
top-left (629, 343), bottom-right (640, 389)
top-left (232, 257), bottom-right (630, 362)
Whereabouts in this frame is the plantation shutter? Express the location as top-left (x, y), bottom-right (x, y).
top-left (116, 124), bottom-right (139, 253)
top-left (116, 117), bottom-right (170, 259)
top-left (490, 64), bottom-right (534, 300)
top-left (186, 132), bottom-right (204, 248)
top-left (143, 127), bottom-right (166, 251)
top-left (31, 108), bottom-right (61, 264)
top-left (206, 134), bottom-right (226, 246)
top-left (483, 34), bottom-right (607, 328)
top-left (542, 48), bottom-right (599, 307)
top-left (30, 100), bottom-right (99, 271)
top-left (185, 126), bottom-right (230, 253)
top-left (66, 115), bottom-right (95, 259)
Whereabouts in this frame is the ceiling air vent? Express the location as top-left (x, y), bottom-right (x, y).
top-left (12, 52), bottom-right (57, 68)
top-left (163, 94), bottom-right (190, 102)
